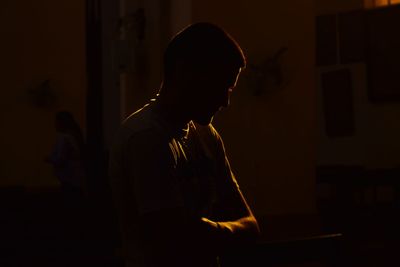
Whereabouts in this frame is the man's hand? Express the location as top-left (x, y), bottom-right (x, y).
top-left (200, 215), bottom-right (260, 252)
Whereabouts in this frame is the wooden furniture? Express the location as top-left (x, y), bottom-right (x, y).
top-left (316, 165), bottom-right (400, 212)
top-left (220, 214), bottom-right (344, 267)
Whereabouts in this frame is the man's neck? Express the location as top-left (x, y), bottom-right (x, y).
top-left (155, 90), bottom-right (191, 132)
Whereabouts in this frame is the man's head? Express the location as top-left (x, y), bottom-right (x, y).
top-left (161, 22), bottom-right (246, 125)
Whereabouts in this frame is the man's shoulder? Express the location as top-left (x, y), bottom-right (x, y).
top-left (112, 104), bottom-right (167, 148)
top-left (122, 104), bottom-right (154, 132)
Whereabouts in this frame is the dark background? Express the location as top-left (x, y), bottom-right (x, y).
top-left (1, 0), bottom-right (400, 266)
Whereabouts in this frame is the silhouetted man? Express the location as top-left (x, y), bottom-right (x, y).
top-left (109, 22), bottom-right (260, 267)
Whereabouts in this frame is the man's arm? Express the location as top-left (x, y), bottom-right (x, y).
top-left (202, 174), bottom-right (260, 251)
top-left (201, 126), bottom-right (260, 250)
top-left (125, 131), bottom-right (241, 265)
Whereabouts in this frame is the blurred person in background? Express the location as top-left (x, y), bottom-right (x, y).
top-left (46, 110), bottom-right (87, 207)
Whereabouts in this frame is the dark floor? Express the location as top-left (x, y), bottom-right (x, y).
top-left (0, 186), bottom-right (399, 267)
top-left (0, 186), bottom-right (122, 267)
top-left (321, 205), bottom-right (400, 267)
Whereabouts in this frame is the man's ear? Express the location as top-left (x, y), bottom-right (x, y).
top-left (176, 59), bottom-right (202, 84)
top-left (170, 59), bottom-right (186, 83)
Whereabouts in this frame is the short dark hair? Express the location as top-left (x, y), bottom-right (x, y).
top-left (163, 22), bottom-right (246, 80)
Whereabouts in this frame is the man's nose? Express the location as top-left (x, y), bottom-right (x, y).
top-left (222, 96), bottom-right (230, 108)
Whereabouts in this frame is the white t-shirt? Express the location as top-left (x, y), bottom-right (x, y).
top-left (108, 99), bottom-right (242, 266)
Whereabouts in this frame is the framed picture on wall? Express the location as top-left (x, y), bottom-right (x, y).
top-left (338, 10), bottom-right (366, 64)
top-left (316, 14), bottom-right (338, 66)
top-left (366, 5), bottom-right (400, 102)
top-left (321, 69), bottom-right (355, 137)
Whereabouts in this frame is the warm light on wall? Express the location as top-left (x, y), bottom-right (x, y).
top-left (365, 0), bottom-right (400, 8)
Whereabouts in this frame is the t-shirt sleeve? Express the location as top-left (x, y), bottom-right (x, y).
top-left (209, 126), bottom-right (250, 220)
top-left (124, 130), bottom-right (184, 215)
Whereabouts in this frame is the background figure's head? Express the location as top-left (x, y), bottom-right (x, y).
top-left (162, 22), bottom-right (246, 125)
top-left (55, 111), bottom-right (80, 133)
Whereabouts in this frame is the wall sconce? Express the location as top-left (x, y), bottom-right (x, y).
top-left (245, 46), bottom-right (289, 96)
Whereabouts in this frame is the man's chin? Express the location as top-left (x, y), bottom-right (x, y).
top-left (193, 116), bottom-right (214, 126)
